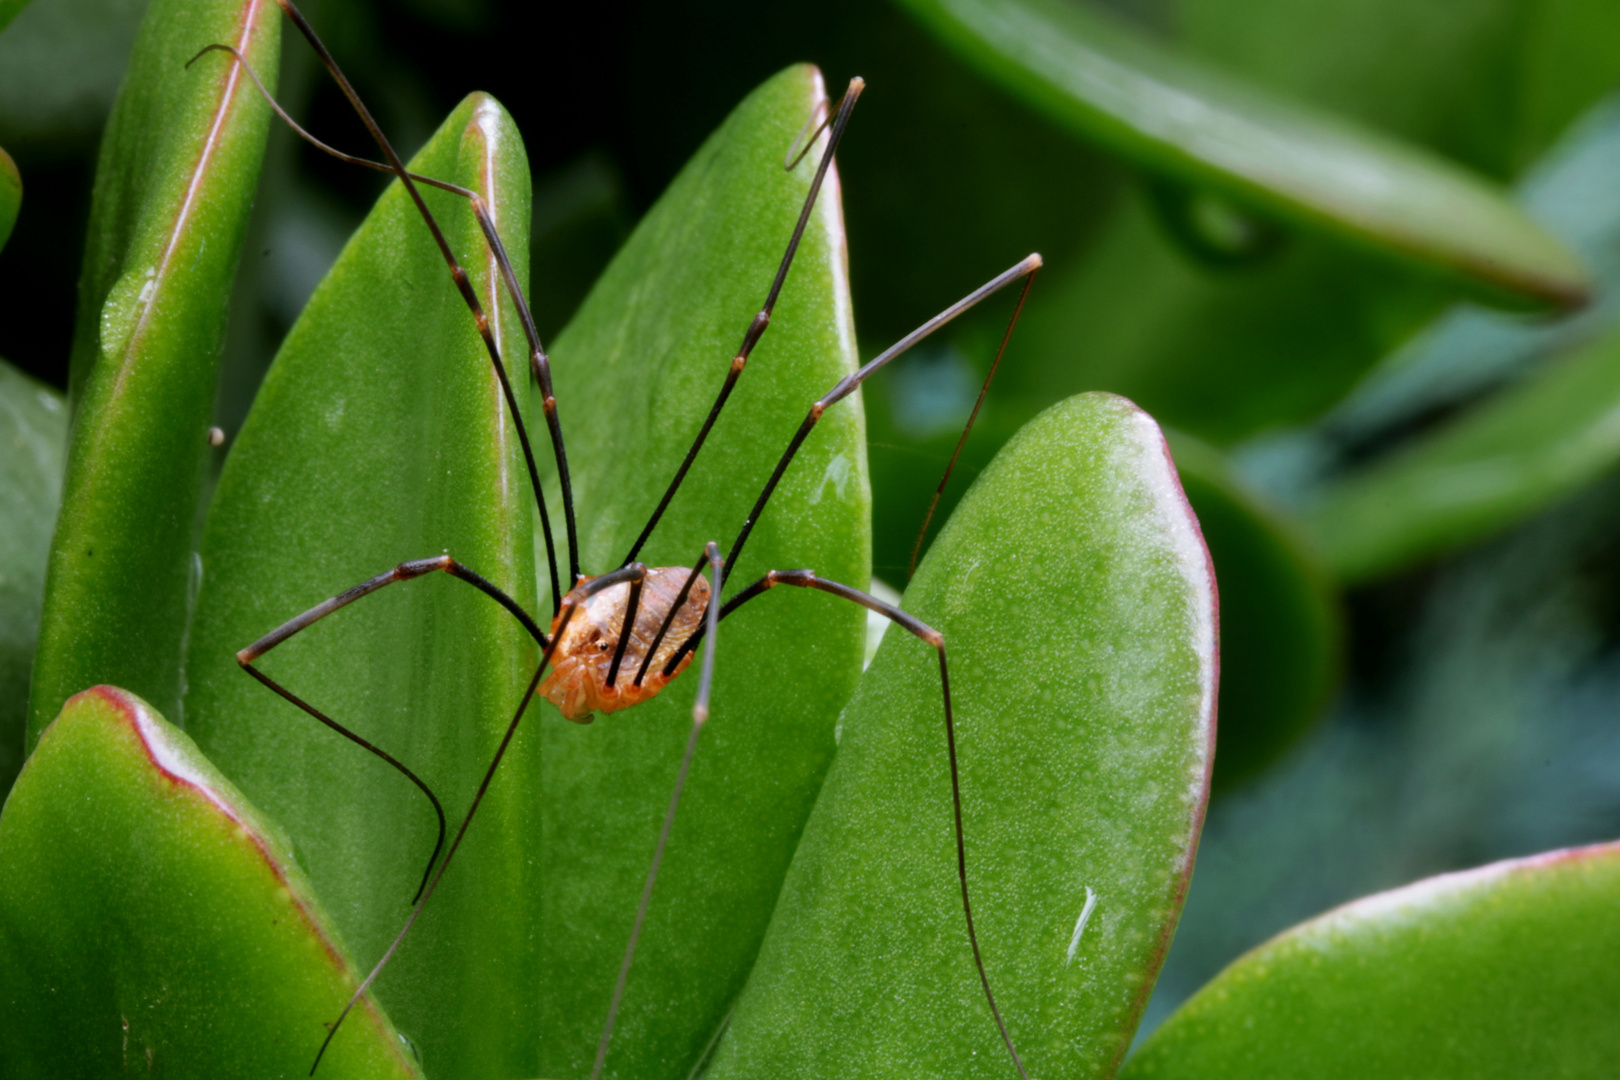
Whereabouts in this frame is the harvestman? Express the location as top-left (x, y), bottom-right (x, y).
top-left (195, 2), bottom-right (1042, 1074)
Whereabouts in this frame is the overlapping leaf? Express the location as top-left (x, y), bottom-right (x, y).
top-left (184, 94), bottom-right (540, 1076)
top-left (897, 0), bottom-right (1588, 307)
top-left (708, 393), bottom-right (1217, 1079)
top-left (0, 359), bottom-right (63, 796)
top-left (1125, 842), bottom-right (1620, 1077)
top-left (26, 0), bottom-right (278, 743)
top-left (536, 64), bottom-right (869, 1080)
top-left (0, 687), bottom-right (420, 1078)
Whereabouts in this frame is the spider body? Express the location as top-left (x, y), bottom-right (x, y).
top-left (541, 568), bottom-right (710, 722)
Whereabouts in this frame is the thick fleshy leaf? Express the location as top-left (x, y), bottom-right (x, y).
top-left (896, 0), bottom-right (1589, 308)
top-left (1177, 0), bottom-right (1620, 182)
top-left (1303, 325), bottom-right (1620, 582)
top-left (26, 0), bottom-right (277, 745)
top-left (0, 686), bottom-right (420, 1078)
top-left (0, 359), bottom-right (64, 796)
top-left (184, 96), bottom-right (538, 1076)
top-left (989, 25), bottom-right (1620, 450)
top-left (1124, 841), bottom-right (1620, 1077)
top-left (0, 145), bottom-right (17, 253)
top-left (706, 393), bottom-right (1216, 1080)
top-left (537, 65), bottom-right (867, 1080)
top-left (1309, 91), bottom-right (1620, 450)
top-left (1170, 435), bottom-right (1339, 790)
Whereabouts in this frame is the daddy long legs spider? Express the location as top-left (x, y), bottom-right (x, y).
top-left (182, 4), bottom-right (1054, 1077)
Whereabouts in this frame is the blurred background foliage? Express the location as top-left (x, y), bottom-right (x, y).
top-left (5, 0), bottom-right (1620, 1045)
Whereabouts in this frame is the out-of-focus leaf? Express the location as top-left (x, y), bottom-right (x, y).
top-left (26, 0), bottom-right (277, 745)
top-left (1142, 464), bottom-right (1620, 1044)
top-left (0, 359), bottom-right (64, 796)
top-left (0, 145), bottom-right (17, 252)
top-left (1169, 434), bottom-right (1340, 790)
top-left (1178, 0), bottom-right (1620, 182)
top-left (1000, 197), bottom-right (1446, 445)
top-left (0, 0), bottom-right (33, 40)
top-left (0, 0), bottom-right (148, 152)
top-left (0, 686), bottom-right (420, 1079)
top-left (185, 95), bottom-right (538, 1076)
top-left (1304, 325), bottom-right (1620, 582)
top-left (896, 0), bottom-right (1589, 308)
top-left (1278, 92), bottom-right (1620, 464)
top-left (621, 0), bottom-right (1123, 350)
top-left (1124, 842), bottom-right (1620, 1078)
top-left (536, 65), bottom-right (868, 1080)
top-left (707, 393), bottom-right (1216, 1080)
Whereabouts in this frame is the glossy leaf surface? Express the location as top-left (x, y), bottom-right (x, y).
top-left (897, 0), bottom-right (1588, 307)
top-left (1170, 434), bottom-right (1339, 790)
top-left (26, 0), bottom-right (277, 744)
top-left (1125, 841), bottom-right (1620, 1078)
top-left (184, 95), bottom-right (538, 1077)
top-left (1305, 325), bottom-right (1620, 582)
top-left (0, 359), bottom-right (64, 796)
top-left (707, 393), bottom-right (1216, 1080)
top-left (0, 686), bottom-right (419, 1079)
top-left (537, 65), bottom-right (868, 1080)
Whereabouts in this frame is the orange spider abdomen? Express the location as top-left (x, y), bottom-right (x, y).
top-left (539, 566), bottom-right (712, 723)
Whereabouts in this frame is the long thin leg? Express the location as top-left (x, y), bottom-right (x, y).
top-left (238, 556), bottom-right (546, 906)
top-left (633, 548), bottom-right (710, 688)
top-left (590, 542), bottom-right (724, 1080)
top-left (617, 78), bottom-right (866, 568)
top-left (721, 255), bottom-right (1042, 587)
top-left (604, 565), bottom-right (647, 688)
top-left (647, 255), bottom-right (1042, 683)
top-left (641, 253), bottom-right (1044, 675)
top-left (907, 267), bottom-right (1039, 579)
top-left (197, 6), bottom-right (583, 606)
top-left (309, 564), bottom-right (646, 1075)
top-left (695, 569), bottom-right (1031, 1080)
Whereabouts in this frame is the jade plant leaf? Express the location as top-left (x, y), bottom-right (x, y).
top-left (1304, 325), bottom-right (1620, 582)
top-left (26, 0), bottom-right (278, 745)
top-left (706, 392), bottom-right (1216, 1080)
top-left (183, 95), bottom-right (538, 1077)
top-left (1169, 434), bottom-right (1339, 790)
top-left (1123, 841), bottom-right (1620, 1078)
top-left (0, 359), bottom-right (64, 797)
top-left (896, 0), bottom-right (1589, 308)
top-left (536, 65), bottom-right (868, 1080)
top-left (0, 686), bottom-right (420, 1079)
top-left (0, 145), bottom-right (17, 253)
top-left (1176, 0), bottom-right (1620, 182)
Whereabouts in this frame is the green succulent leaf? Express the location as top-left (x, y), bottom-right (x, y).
top-left (26, 0), bottom-right (278, 745)
top-left (707, 393), bottom-right (1216, 1080)
top-left (895, 0), bottom-right (1589, 308)
top-left (1304, 325), bottom-right (1620, 582)
top-left (184, 94), bottom-right (539, 1076)
top-left (1176, 0), bottom-right (1620, 182)
top-left (1169, 434), bottom-right (1340, 790)
top-left (0, 145), bottom-right (17, 253)
top-left (0, 686), bottom-right (420, 1079)
top-left (0, 359), bottom-right (64, 796)
top-left (1123, 841), bottom-right (1620, 1078)
top-left (536, 64), bottom-right (868, 1080)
